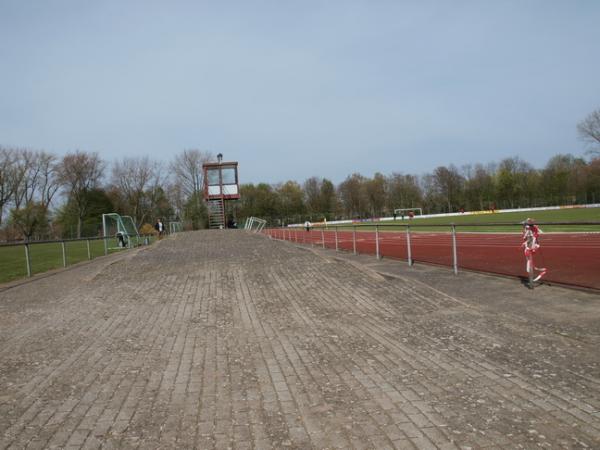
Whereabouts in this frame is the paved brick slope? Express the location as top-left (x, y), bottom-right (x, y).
top-left (1, 231), bottom-right (599, 449)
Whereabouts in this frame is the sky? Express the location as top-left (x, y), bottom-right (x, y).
top-left (1, 0), bottom-right (599, 184)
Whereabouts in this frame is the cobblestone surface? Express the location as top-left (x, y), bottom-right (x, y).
top-left (1, 230), bottom-right (599, 449)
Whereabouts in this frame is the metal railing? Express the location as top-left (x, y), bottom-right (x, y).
top-left (0, 234), bottom-right (156, 284)
top-left (265, 222), bottom-right (600, 291)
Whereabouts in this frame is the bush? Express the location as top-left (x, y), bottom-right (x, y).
top-left (139, 223), bottom-right (155, 235)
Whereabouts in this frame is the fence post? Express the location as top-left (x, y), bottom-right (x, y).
top-left (406, 225), bottom-right (412, 266)
top-left (104, 236), bottom-right (108, 256)
top-left (335, 226), bottom-right (339, 251)
top-left (353, 226), bottom-right (357, 255)
top-left (24, 243), bottom-right (32, 277)
top-left (61, 241), bottom-right (67, 267)
top-left (375, 225), bottom-right (380, 259)
top-left (321, 229), bottom-right (325, 249)
top-left (451, 225), bottom-right (458, 275)
top-left (86, 239), bottom-right (91, 260)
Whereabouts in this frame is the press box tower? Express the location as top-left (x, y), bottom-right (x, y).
top-left (202, 153), bottom-right (240, 228)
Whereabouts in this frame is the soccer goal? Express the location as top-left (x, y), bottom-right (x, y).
top-left (169, 221), bottom-right (183, 234)
top-left (244, 217), bottom-right (266, 233)
top-left (102, 213), bottom-right (140, 253)
top-left (393, 207), bottom-right (423, 218)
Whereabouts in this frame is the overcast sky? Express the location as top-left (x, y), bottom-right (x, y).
top-left (1, 0), bottom-right (599, 184)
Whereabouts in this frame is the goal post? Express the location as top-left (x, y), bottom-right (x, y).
top-left (244, 217), bottom-right (266, 233)
top-left (393, 207), bottom-right (423, 218)
top-left (102, 213), bottom-right (140, 253)
top-left (169, 221), bottom-right (183, 234)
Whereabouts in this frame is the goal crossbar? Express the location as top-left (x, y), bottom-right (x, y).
top-left (393, 207), bottom-right (423, 217)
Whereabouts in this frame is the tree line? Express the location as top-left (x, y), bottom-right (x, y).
top-left (237, 109), bottom-right (600, 224)
top-left (0, 148), bottom-right (214, 241)
top-left (239, 153), bottom-right (600, 225)
top-left (1, 108), bottom-right (599, 240)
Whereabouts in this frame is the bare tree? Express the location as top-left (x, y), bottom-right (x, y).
top-left (112, 156), bottom-right (164, 227)
top-left (0, 147), bottom-right (17, 225)
top-left (58, 151), bottom-right (105, 238)
top-left (578, 108), bottom-right (600, 153)
top-left (365, 173), bottom-right (386, 216)
top-left (170, 149), bottom-right (213, 199)
top-left (432, 165), bottom-right (465, 213)
top-left (169, 149), bottom-right (213, 228)
top-left (37, 151), bottom-right (61, 208)
top-left (462, 164), bottom-right (495, 211)
top-left (303, 177), bottom-right (321, 214)
top-left (319, 179), bottom-right (337, 219)
top-left (10, 201), bottom-right (49, 241)
top-left (495, 157), bottom-right (537, 208)
top-left (338, 173), bottom-right (368, 218)
top-left (12, 149), bottom-right (39, 209)
top-left (386, 173), bottom-right (423, 212)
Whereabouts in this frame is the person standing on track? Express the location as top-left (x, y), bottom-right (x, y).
top-left (522, 218), bottom-right (546, 282)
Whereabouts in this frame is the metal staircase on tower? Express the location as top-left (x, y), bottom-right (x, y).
top-left (207, 198), bottom-right (225, 229)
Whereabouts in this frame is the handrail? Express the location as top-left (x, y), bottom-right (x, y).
top-left (295, 221), bottom-right (600, 229)
top-left (266, 222), bottom-right (600, 291)
top-left (0, 234), bottom-right (155, 248)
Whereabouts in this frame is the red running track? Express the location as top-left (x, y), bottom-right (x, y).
top-left (265, 229), bottom-right (600, 291)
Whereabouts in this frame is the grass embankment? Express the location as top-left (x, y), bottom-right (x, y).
top-left (0, 236), bottom-right (155, 284)
top-left (331, 207), bottom-right (600, 233)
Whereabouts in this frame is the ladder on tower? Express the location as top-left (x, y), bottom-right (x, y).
top-left (207, 198), bottom-right (225, 229)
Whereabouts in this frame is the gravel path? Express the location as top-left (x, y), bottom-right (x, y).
top-left (1, 230), bottom-right (599, 449)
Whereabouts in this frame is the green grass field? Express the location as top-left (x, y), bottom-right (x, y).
top-left (330, 207), bottom-right (600, 233)
top-left (0, 236), bottom-right (156, 284)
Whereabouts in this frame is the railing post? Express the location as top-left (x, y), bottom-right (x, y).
top-left (321, 229), bottom-right (325, 249)
top-left (335, 226), bottom-right (339, 251)
top-left (451, 225), bottom-right (458, 275)
top-left (375, 225), bottom-right (380, 259)
top-left (24, 243), bottom-right (32, 277)
top-left (353, 226), bottom-right (357, 255)
top-left (104, 236), bottom-right (108, 256)
top-left (86, 239), bottom-right (91, 260)
top-left (61, 241), bottom-right (67, 267)
top-left (406, 225), bottom-right (412, 266)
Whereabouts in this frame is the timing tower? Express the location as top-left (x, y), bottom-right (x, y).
top-left (202, 153), bottom-right (240, 228)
